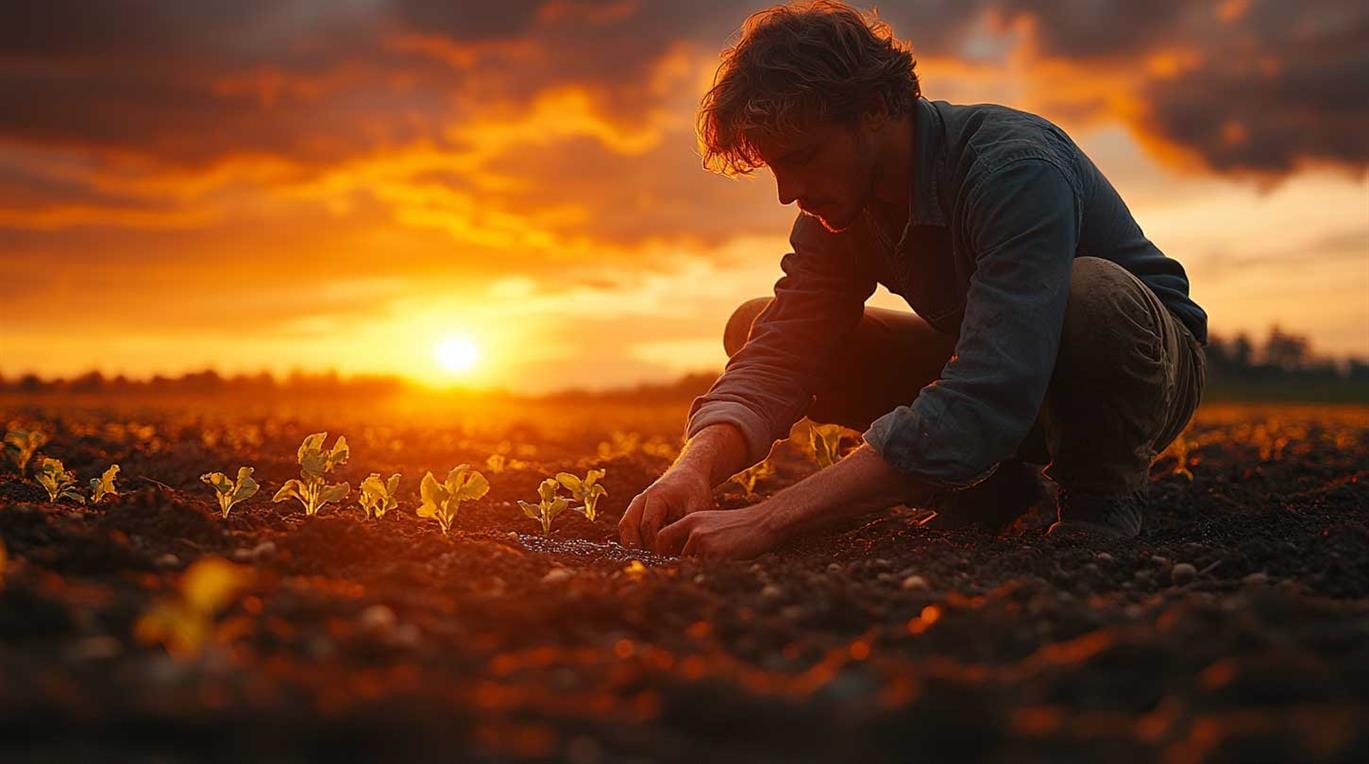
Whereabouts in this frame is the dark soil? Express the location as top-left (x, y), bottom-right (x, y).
top-left (1, 399), bottom-right (1366, 763)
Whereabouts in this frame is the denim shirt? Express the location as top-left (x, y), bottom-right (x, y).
top-left (685, 96), bottom-right (1208, 489)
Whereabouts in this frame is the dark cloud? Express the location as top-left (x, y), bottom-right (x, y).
top-left (390, 0), bottom-right (549, 40)
top-left (1135, 1), bottom-right (1369, 176)
top-left (0, 0), bottom-right (1363, 247)
top-left (994, 0), bottom-right (1198, 59)
top-left (994, 0), bottom-right (1369, 177)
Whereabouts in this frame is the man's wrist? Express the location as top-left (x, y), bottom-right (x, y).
top-left (752, 499), bottom-right (795, 544)
top-left (675, 422), bottom-right (750, 488)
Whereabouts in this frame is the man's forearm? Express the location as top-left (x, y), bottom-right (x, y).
top-left (672, 422), bottom-right (752, 489)
top-left (757, 443), bottom-right (937, 541)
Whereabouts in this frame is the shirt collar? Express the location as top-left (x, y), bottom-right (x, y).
top-left (902, 96), bottom-right (947, 237)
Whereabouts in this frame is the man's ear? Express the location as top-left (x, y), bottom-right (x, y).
top-left (860, 93), bottom-right (892, 131)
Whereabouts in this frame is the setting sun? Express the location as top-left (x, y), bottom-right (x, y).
top-left (434, 336), bottom-right (481, 375)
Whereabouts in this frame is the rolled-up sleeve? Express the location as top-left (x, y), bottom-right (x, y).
top-left (685, 213), bottom-right (877, 466)
top-left (862, 158), bottom-right (1081, 489)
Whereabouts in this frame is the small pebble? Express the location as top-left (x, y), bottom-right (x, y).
top-left (1095, 552), bottom-right (1114, 563)
top-left (358, 604), bottom-right (397, 633)
top-left (901, 575), bottom-right (929, 591)
top-left (760, 584), bottom-right (783, 599)
top-left (306, 636), bottom-right (336, 660)
top-left (251, 541), bottom-right (276, 558)
top-left (1243, 571), bottom-right (1269, 586)
top-left (506, 531), bottom-right (520, 542)
top-left (566, 735), bottom-right (602, 764)
top-left (231, 548), bottom-right (254, 562)
top-left (1171, 562), bottom-right (1197, 586)
top-left (154, 553), bottom-right (180, 569)
top-left (67, 636), bottom-right (123, 661)
top-left (876, 572), bottom-right (896, 583)
top-left (390, 623), bottom-right (421, 649)
top-left (542, 567), bottom-right (573, 584)
top-left (1150, 555), bottom-right (1171, 567)
top-left (826, 562), bottom-right (842, 573)
top-left (692, 574), bottom-right (706, 584)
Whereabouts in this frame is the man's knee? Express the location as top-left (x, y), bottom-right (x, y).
top-left (1059, 257), bottom-right (1164, 372)
top-left (724, 297), bottom-right (773, 357)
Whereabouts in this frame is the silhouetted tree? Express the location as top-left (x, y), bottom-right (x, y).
top-left (1263, 324), bottom-right (1310, 371)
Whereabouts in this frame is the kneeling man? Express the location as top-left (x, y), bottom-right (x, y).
top-left (619, 1), bottom-right (1207, 559)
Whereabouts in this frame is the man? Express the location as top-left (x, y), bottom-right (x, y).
top-left (618, 1), bottom-right (1207, 559)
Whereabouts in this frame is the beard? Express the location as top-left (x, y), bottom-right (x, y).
top-left (805, 203), bottom-right (859, 234)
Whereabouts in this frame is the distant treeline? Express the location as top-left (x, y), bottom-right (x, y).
top-left (0, 368), bottom-right (719, 404)
top-left (0, 369), bottom-right (422, 398)
top-left (1197, 325), bottom-right (1368, 402)
top-left (2, 325), bottom-right (1364, 403)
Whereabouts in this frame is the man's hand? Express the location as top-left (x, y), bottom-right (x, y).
top-left (618, 466), bottom-right (717, 551)
top-left (620, 422), bottom-right (750, 551)
top-left (652, 443), bottom-right (939, 561)
top-left (655, 504), bottom-right (778, 561)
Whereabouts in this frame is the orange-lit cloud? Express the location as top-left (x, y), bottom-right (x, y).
top-left (1, 1), bottom-right (1366, 389)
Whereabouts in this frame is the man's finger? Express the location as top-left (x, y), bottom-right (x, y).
top-left (680, 526), bottom-right (703, 557)
top-left (639, 495), bottom-right (668, 550)
top-left (656, 514), bottom-right (693, 556)
top-left (618, 492), bottom-right (646, 548)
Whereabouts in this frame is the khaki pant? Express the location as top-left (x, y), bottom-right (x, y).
top-left (725, 257), bottom-right (1207, 494)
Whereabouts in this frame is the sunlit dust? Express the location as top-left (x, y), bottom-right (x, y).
top-left (435, 336), bottom-right (481, 375)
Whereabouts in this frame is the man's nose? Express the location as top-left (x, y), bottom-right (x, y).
top-left (776, 174), bottom-right (804, 207)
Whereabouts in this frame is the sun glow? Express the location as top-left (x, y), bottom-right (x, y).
top-left (434, 335), bottom-right (481, 375)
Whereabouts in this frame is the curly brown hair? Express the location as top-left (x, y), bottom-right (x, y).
top-left (696, 1), bottom-right (921, 177)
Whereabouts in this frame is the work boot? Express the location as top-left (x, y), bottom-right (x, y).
top-left (919, 459), bottom-right (1046, 532)
top-left (1047, 486), bottom-right (1147, 539)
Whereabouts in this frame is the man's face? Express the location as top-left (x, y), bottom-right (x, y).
top-left (750, 116), bottom-right (881, 233)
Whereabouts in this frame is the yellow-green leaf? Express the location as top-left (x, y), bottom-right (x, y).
top-left (317, 482), bottom-right (350, 507)
top-left (326, 435), bottom-right (349, 472)
top-left (417, 471), bottom-right (444, 519)
top-left (201, 471), bottom-right (233, 494)
top-left (453, 470), bottom-right (489, 502)
top-left (555, 472), bottom-right (582, 494)
top-left (273, 479), bottom-right (304, 503)
top-left (181, 556), bottom-right (252, 615)
top-left (537, 477), bottom-right (559, 504)
top-left (232, 467), bottom-right (259, 503)
top-left (89, 464), bottom-right (120, 503)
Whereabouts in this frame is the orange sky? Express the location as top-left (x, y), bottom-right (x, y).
top-left (2, 1), bottom-right (1366, 393)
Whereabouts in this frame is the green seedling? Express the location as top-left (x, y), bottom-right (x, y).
top-left (89, 464), bottom-right (120, 504)
top-left (359, 472), bottom-right (402, 519)
top-left (731, 459), bottom-right (775, 500)
top-left (519, 478), bottom-right (569, 535)
top-left (273, 432), bottom-right (350, 516)
top-left (1166, 434), bottom-right (1196, 481)
top-left (35, 457), bottom-right (84, 504)
top-left (134, 556), bottom-right (253, 659)
top-left (3, 429), bottom-right (46, 473)
top-left (556, 468), bottom-right (607, 522)
top-left (417, 465), bottom-right (488, 535)
top-left (201, 467), bottom-right (260, 519)
top-left (809, 423), bottom-right (845, 468)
